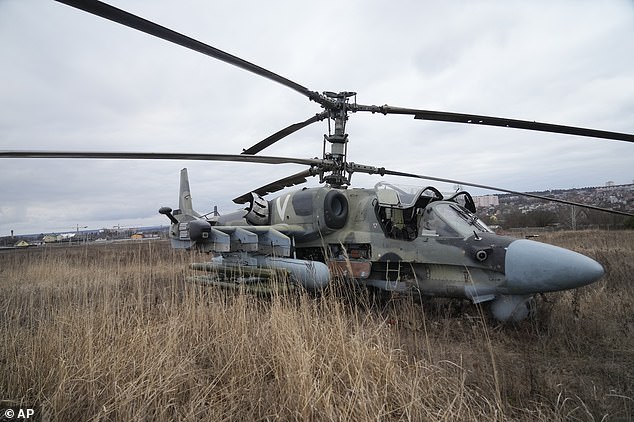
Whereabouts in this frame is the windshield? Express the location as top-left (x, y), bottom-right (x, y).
top-left (421, 202), bottom-right (492, 238)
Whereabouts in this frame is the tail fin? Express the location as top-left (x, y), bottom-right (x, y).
top-left (179, 168), bottom-right (201, 217)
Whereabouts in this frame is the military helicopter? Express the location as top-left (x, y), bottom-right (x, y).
top-left (2, 0), bottom-right (633, 322)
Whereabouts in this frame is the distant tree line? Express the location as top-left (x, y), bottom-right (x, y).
top-left (487, 208), bottom-right (632, 230)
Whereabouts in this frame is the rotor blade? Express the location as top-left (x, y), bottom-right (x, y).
top-left (232, 168), bottom-right (316, 204)
top-left (349, 163), bottom-right (634, 217)
top-left (242, 111), bottom-right (329, 155)
top-left (353, 104), bottom-right (634, 143)
top-left (55, 0), bottom-right (328, 107)
top-left (0, 151), bottom-right (326, 166)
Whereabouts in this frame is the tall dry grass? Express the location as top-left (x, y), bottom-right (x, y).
top-left (0, 231), bottom-right (632, 421)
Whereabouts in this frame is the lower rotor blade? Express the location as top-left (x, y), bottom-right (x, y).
top-left (353, 165), bottom-right (633, 217)
top-left (353, 104), bottom-right (634, 143)
top-left (242, 111), bottom-right (329, 155)
top-left (233, 168), bottom-right (316, 204)
top-left (0, 151), bottom-right (324, 166)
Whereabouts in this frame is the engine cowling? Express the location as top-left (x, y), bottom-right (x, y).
top-left (267, 188), bottom-right (350, 239)
top-left (323, 190), bottom-right (349, 229)
top-left (245, 192), bottom-right (270, 225)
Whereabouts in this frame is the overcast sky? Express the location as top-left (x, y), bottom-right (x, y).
top-left (1, 0), bottom-right (633, 236)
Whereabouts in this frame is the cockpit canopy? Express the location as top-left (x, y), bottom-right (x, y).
top-left (374, 182), bottom-right (491, 240)
top-left (374, 182), bottom-right (443, 209)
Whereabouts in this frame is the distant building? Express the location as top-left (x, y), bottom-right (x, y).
top-left (474, 195), bottom-right (499, 208)
top-left (43, 233), bottom-right (76, 243)
top-left (43, 235), bottom-right (58, 243)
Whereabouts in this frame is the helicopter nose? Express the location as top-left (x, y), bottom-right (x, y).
top-left (504, 239), bottom-right (604, 294)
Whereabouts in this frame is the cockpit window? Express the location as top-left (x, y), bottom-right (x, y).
top-left (422, 203), bottom-right (492, 238)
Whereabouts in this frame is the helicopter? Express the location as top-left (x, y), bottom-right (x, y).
top-left (2, 0), bottom-right (633, 322)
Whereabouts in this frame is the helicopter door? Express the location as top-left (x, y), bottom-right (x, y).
top-left (375, 189), bottom-right (418, 240)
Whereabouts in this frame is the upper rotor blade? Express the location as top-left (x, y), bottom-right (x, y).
top-left (55, 0), bottom-right (327, 106)
top-left (232, 168), bottom-right (316, 204)
top-left (0, 150), bottom-right (325, 166)
top-left (349, 163), bottom-right (634, 217)
top-left (354, 104), bottom-right (634, 143)
top-left (242, 111), bottom-right (329, 155)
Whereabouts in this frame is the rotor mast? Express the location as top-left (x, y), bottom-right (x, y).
top-left (322, 91), bottom-right (355, 188)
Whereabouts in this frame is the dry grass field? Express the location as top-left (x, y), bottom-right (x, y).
top-left (1, 231), bottom-right (632, 421)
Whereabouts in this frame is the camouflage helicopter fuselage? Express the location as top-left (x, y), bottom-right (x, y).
top-left (162, 169), bottom-right (604, 322)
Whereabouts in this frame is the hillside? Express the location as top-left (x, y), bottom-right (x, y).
top-left (475, 183), bottom-right (633, 229)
